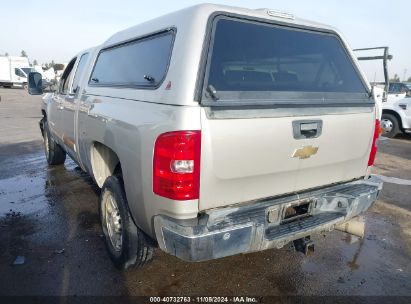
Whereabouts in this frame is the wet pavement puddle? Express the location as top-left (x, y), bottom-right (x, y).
top-left (0, 174), bottom-right (49, 217)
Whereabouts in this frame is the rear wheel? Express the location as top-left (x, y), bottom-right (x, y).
top-left (381, 113), bottom-right (399, 138)
top-left (99, 175), bottom-right (153, 270)
top-left (43, 120), bottom-right (66, 165)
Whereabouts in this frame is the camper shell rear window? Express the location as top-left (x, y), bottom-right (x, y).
top-left (201, 16), bottom-right (370, 105)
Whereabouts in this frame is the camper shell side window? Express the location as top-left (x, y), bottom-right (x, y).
top-left (89, 29), bottom-right (176, 89)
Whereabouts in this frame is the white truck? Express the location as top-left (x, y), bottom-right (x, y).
top-left (0, 56), bottom-right (33, 89)
top-left (381, 96), bottom-right (411, 138)
top-left (354, 47), bottom-right (411, 137)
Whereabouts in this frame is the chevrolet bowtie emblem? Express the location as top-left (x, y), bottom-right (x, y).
top-left (292, 146), bottom-right (319, 159)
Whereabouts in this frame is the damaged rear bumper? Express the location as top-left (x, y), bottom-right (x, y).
top-left (154, 175), bottom-right (383, 262)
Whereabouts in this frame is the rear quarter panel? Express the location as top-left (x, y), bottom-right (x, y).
top-left (77, 94), bottom-right (201, 237)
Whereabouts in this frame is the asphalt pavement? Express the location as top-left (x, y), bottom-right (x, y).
top-left (0, 88), bottom-right (410, 296)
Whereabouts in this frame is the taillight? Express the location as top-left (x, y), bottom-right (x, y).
top-left (153, 131), bottom-right (201, 200)
top-left (368, 120), bottom-right (380, 166)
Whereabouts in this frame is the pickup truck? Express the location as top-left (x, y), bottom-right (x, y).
top-left (380, 82), bottom-right (411, 137)
top-left (28, 4), bottom-right (383, 270)
top-left (381, 96), bottom-right (411, 138)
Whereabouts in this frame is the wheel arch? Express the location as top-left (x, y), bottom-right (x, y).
top-left (90, 142), bottom-right (121, 188)
top-left (382, 109), bottom-right (403, 129)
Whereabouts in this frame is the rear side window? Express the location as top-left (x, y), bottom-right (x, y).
top-left (203, 18), bottom-right (368, 102)
top-left (72, 53), bottom-right (89, 92)
top-left (89, 31), bottom-right (174, 88)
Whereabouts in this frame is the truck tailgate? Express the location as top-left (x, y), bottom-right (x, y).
top-left (199, 108), bottom-right (374, 211)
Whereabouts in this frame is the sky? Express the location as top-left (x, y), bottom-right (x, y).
top-left (1, 0), bottom-right (410, 82)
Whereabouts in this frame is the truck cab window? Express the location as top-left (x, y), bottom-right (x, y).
top-left (21, 68), bottom-right (34, 77)
top-left (14, 68), bottom-right (26, 77)
top-left (60, 58), bottom-right (77, 94)
top-left (71, 53), bottom-right (89, 93)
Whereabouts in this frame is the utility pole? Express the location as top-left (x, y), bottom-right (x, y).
top-left (403, 69), bottom-right (407, 81)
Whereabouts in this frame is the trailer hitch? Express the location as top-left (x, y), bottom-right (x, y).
top-left (293, 236), bottom-right (314, 255)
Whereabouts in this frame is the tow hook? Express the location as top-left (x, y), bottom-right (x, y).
top-left (293, 236), bottom-right (314, 255)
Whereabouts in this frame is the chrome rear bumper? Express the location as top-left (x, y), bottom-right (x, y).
top-left (154, 175), bottom-right (383, 262)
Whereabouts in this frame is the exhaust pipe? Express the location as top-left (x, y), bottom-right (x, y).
top-left (335, 216), bottom-right (365, 238)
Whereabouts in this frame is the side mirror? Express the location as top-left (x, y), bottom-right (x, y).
top-left (28, 72), bottom-right (43, 95)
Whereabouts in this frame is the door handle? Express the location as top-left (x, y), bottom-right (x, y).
top-left (293, 120), bottom-right (323, 139)
top-left (300, 123), bottom-right (318, 137)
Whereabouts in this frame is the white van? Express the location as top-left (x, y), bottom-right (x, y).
top-left (0, 56), bottom-right (33, 89)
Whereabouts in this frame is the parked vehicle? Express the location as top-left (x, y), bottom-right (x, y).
top-left (386, 82), bottom-right (407, 103)
top-left (354, 48), bottom-right (411, 137)
top-left (381, 97), bottom-right (411, 137)
top-left (0, 56), bottom-right (31, 89)
top-left (28, 4), bottom-right (383, 269)
top-left (370, 83), bottom-right (411, 138)
top-left (389, 82), bottom-right (411, 98)
top-left (379, 83), bottom-right (411, 137)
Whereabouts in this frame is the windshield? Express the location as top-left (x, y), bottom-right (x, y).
top-left (21, 68), bottom-right (35, 77)
top-left (203, 18), bottom-right (368, 102)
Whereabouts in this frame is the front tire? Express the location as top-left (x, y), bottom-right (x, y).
top-left (99, 175), bottom-right (153, 270)
top-left (381, 113), bottom-right (400, 138)
top-left (43, 120), bottom-right (66, 165)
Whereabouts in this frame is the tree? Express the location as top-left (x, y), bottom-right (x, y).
top-left (21, 50), bottom-right (28, 57)
top-left (54, 63), bottom-right (65, 71)
top-left (408, 77), bottom-right (411, 82)
top-left (33, 59), bottom-right (38, 66)
top-left (4, 52), bottom-right (8, 56)
top-left (390, 74), bottom-right (400, 82)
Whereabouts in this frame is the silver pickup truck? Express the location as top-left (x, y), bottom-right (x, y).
top-left (28, 4), bottom-right (383, 270)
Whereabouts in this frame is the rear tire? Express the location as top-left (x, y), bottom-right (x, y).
top-left (99, 175), bottom-right (153, 270)
top-left (381, 113), bottom-right (399, 138)
top-left (43, 120), bottom-right (66, 165)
